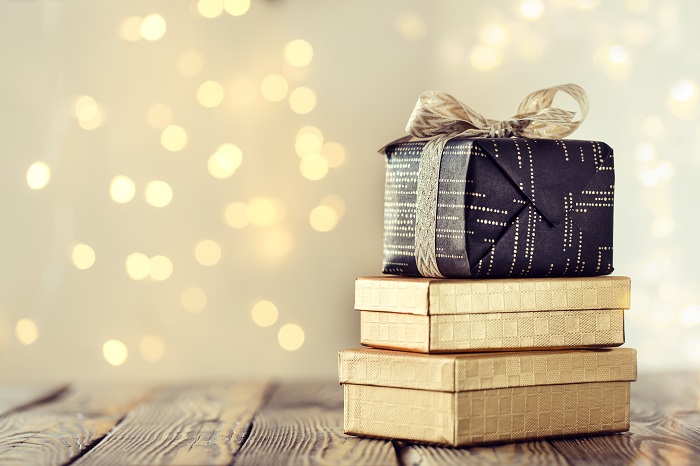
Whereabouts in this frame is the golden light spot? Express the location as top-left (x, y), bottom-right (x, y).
top-left (197, 80), bottom-right (224, 108)
top-left (288, 87), bottom-right (316, 114)
top-left (395, 12), bottom-right (427, 41)
top-left (261, 74), bottom-right (288, 102)
top-left (103, 339), bottom-right (128, 366)
top-left (176, 50), bottom-right (204, 77)
top-left (622, 20), bottom-right (654, 46)
top-left (119, 16), bottom-right (142, 42)
top-left (479, 23), bottom-right (510, 47)
top-left (72, 243), bottom-right (96, 270)
top-left (682, 305), bottom-right (700, 327)
top-left (145, 180), bottom-right (173, 207)
top-left (284, 39), bottom-right (314, 67)
top-left (651, 216), bottom-right (675, 238)
top-left (278, 324), bottom-right (304, 351)
top-left (140, 14), bottom-right (166, 41)
top-left (149, 255), bottom-right (173, 281)
top-left (194, 239), bottom-right (221, 266)
top-left (519, 0), bottom-right (544, 20)
top-left (208, 143), bottom-right (243, 179)
top-left (639, 169), bottom-right (658, 187)
top-left (147, 103), bottom-right (172, 129)
top-left (182, 287), bottom-right (207, 313)
top-left (309, 205), bottom-right (338, 232)
top-left (670, 80), bottom-right (697, 102)
top-left (126, 252), bottom-right (151, 280)
top-left (297, 125), bottom-right (323, 140)
top-left (642, 116), bottom-right (665, 137)
top-left (322, 142), bottom-right (346, 168)
top-left (625, 0), bottom-right (649, 13)
top-left (573, 0), bottom-right (601, 10)
top-left (15, 319), bottom-right (38, 345)
top-left (161, 125), bottom-right (187, 151)
top-left (225, 201), bottom-right (249, 228)
top-left (251, 300), bottom-right (279, 327)
top-left (470, 45), bottom-right (503, 71)
top-left (321, 194), bottom-right (346, 217)
top-left (256, 227), bottom-right (293, 264)
top-left (295, 132), bottom-right (323, 158)
top-left (197, 0), bottom-right (224, 18)
top-left (27, 162), bottom-right (51, 190)
top-left (593, 44), bottom-right (632, 81)
top-left (635, 143), bottom-right (655, 162)
top-left (110, 175), bottom-right (136, 203)
top-left (517, 34), bottom-right (546, 61)
top-left (229, 78), bottom-right (257, 106)
top-left (655, 161), bottom-right (674, 181)
top-left (139, 334), bottom-right (166, 363)
top-left (684, 338), bottom-right (700, 362)
top-left (224, 0), bottom-right (250, 16)
top-left (247, 196), bottom-right (286, 226)
top-left (75, 95), bottom-right (102, 130)
top-left (299, 155), bottom-right (329, 181)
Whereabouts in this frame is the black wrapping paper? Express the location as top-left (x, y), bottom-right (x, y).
top-left (382, 137), bottom-right (615, 278)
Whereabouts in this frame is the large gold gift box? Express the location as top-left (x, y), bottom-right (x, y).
top-left (339, 347), bottom-right (637, 447)
top-left (356, 276), bottom-right (631, 353)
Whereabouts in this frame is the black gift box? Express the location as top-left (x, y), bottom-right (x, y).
top-left (382, 137), bottom-right (614, 278)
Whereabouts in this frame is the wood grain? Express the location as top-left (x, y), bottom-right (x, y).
top-left (72, 380), bottom-right (269, 466)
top-left (0, 382), bottom-right (149, 466)
top-left (232, 381), bottom-right (399, 466)
top-left (0, 383), bottom-right (67, 416)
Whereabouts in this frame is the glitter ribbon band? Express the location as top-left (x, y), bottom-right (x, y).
top-left (386, 84), bottom-right (589, 277)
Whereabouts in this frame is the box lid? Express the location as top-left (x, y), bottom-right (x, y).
top-left (355, 275), bottom-right (631, 316)
top-left (338, 347), bottom-right (637, 393)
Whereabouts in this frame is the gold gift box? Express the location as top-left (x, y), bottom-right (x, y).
top-left (356, 276), bottom-right (630, 353)
top-left (339, 347), bottom-right (637, 447)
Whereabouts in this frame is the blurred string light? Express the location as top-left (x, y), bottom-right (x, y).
top-left (103, 339), bottom-right (128, 366)
top-left (197, 0), bottom-right (224, 18)
top-left (75, 95), bottom-right (102, 130)
top-left (322, 141), bottom-right (346, 168)
top-left (289, 87), bottom-right (317, 114)
top-left (208, 143), bottom-right (243, 179)
top-left (248, 196), bottom-right (286, 226)
top-left (110, 176), bottom-right (136, 203)
top-left (299, 155), bottom-right (329, 180)
top-left (518, 0), bottom-right (544, 20)
top-left (635, 142), bottom-right (655, 162)
top-left (394, 11), bottom-right (427, 41)
top-left (139, 334), bottom-right (166, 363)
top-left (261, 74), bottom-right (288, 101)
top-left (668, 79), bottom-right (698, 120)
top-left (145, 180), bottom-right (173, 207)
top-left (194, 239), bottom-right (222, 266)
top-left (684, 338), bottom-right (700, 362)
top-left (284, 39), bottom-right (314, 67)
top-left (140, 14), bottom-right (166, 41)
top-left (224, 201), bottom-right (249, 228)
top-left (224, 0), bottom-right (250, 16)
top-left (651, 215), bottom-right (675, 238)
top-left (15, 319), bottom-right (38, 345)
top-left (126, 252), bottom-right (151, 280)
top-left (295, 126), bottom-right (323, 159)
top-left (72, 243), bottom-right (96, 270)
top-left (229, 78), bottom-right (257, 106)
top-left (26, 162), bottom-right (51, 190)
top-left (642, 116), bottom-right (665, 138)
top-left (147, 103), bottom-right (173, 129)
top-left (682, 304), bottom-right (700, 327)
top-left (621, 20), bottom-right (654, 46)
top-left (251, 300), bottom-right (279, 327)
top-left (149, 255), bottom-right (173, 281)
top-left (479, 23), bottom-right (510, 47)
top-left (255, 228), bottom-right (293, 263)
top-left (593, 44), bottom-right (632, 81)
top-left (470, 45), bottom-right (503, 71)
top-left (181, 287), bottom-right (207, 313)
top-left (161, 125), bottom-right (188, 151)
top-left (176, 50), bottom-right (204, 77)
top-left (309, 194), bottom-right (346, 233)
top-left (277, 323), bottom-right (304, 351)
top-left (119, 16), bottom-right (142, 42)
top-left (197, 80), bottom-right (225, 108)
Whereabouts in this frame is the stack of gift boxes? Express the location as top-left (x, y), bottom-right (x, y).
top-left (338, 86), bottom-right (637, 447)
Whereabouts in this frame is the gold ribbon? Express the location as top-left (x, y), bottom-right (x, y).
top-left (405, 83), bottom-right (589, 140)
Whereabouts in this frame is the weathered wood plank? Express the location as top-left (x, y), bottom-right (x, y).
top-left (548, 372), bottom-right (700, 466)
top-left (0, 384), bottom-right (68, 416)
top-left (397, 440), bottom-right (571, 466)
top-left (72, 380), bottom-right (269, 466)
top-left (232, 381), bottom-right (399, 466)
top-left (0, 383), bottom-right (149, 466)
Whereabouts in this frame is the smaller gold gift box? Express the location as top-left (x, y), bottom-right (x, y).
top-left (356, 276), bottom-right (631, 353)
top-left (339, 347), bottom-right (637, 447)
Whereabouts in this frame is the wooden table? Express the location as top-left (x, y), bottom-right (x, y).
top-left (0, 372), bottom-right (698, 465)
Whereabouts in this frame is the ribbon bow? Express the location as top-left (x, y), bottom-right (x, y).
top-left (406, 83), bottom-right (589, 140)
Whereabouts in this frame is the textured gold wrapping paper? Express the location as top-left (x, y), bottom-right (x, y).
top-left (360, 308), bottom-right (625, 352)
top-left (355, 276), bottom-right (631, 315)
top-left (340, 348), bottom-right (636, 447)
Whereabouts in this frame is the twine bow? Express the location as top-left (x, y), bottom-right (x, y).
top-left (406, 83), bottom-right (589, 140)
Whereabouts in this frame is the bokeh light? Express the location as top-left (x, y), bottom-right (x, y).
top-left (194, 239), bottom-right (222, 266)
top-left (75, 95), bottom-right (102, 130)
top-left (103, 339), bottom-right (128, 366)
top-left (197, 0), bottom-right (224, 18)
top-left (309, 205), bottom-right (338, 232)
top-left (256, 227), bottom-right (293, 263)
top-left (126, 252), bottom-right (151, 280)
top-left (681, 305), bottom-right (700, 327)
top-left (299, 155), bottom-right (329, 180)
top-left (182, 287), bottom-right (207, 313)
top-left (26, 162), bottom-right (51, 190)
top-left (642, 116), bottom-right (665, 138)
top-left (144, 180), bottom-right (173, 207)
top-left (519, 0), bottom-right (544, 20)
top-left (278, 323), bottom-right (305, 351)
top-left (261, 74), bottom-right (288, 102)
top-left (573, 0), bottom-right (602, 10)
top-left (284, 39), bottom-right (314, 67)
top-left (225, 201), bottom-right (250, 228)
top-left (140, 14), bottom-right (166, 41)
top-left (176, 50), bottom-right (204, 76)
top-left (251, 300), bottom-right (279, 327)
top-left (161, 125), bottom-right (188, 151)
top-left (149, 255), bottom-right (173, 281)
top-left (479, 22), bottom-right (510, 47)
top-left (248, 196), bottom-right (285, 226)
top-left (593, 44), bottom-right (632, 81)
top-left (208, 143), bottom-right (243, 179)
top-left (110, 176), bottom-right (136, 203)
top-left (651, 216), bottom-right (675, 238)
top-left (15, 319), bottom-right (38, 346)
top-left (470, 45), bottom-right (503, 71)
top-left (139, 334), bottom-right (166, 363)
top-left (224, 0), bottom-right (250, 16)
top-left (288, 87), bottom-right (317, 114)
top-left (147, 103), bottom-right (173, 129)
top-left (321, 141), bottom-right (346, 168)
top-left (119, 16), bottom-right (142, 42)
top-left (635, 142), bottom-right (655, 162)
top-left (321, 194), bottom-right (346, 217)
top-left (395, 12), bottom-right (427, 41)
top-left (197, 80), bottom-right (225, 108)
top-left (72, 243), bottom-right (96, 270)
